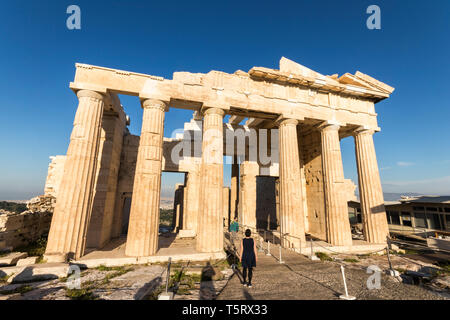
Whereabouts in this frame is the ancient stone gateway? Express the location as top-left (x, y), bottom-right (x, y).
top-left (43, 57), bottom-right (394, 262)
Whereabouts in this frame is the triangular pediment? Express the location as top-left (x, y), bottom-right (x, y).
top-left (278, 57), bottom-right (394, 94)
top-left (279, 57), bottom-right (325, 79)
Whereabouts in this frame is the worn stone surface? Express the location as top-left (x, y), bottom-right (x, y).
top-left (16, 257), bottom-right (39, 266)
top-left (126, 99), bottom-right (167, 257)
top-left (7, 263), bottom-right (69, 283)
top-left (196, 108), bottom-right (225, 253)
top-left (94, 265), bottom-right (166, 300)
top-left (0, 252), bottom-right (27, 267)
top-left (0, 200), bottom-right (52, 249)
top-left (320, 123), bottom-right (353, 246)
top-left (354, 129), bottom-right (389, 243)
top-left (278, 119), bottom-right (305, 247)
top-left (0, 264), bottom-right (167, 300)
top-left (45, 90), bottom-right (108, 260)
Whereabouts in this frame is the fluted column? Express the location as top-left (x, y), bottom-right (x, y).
top-left (230, 157), bottom-right (239, 221)
top-left (45, 89), bottom-right (105, 260)
top-left (196, 107), bottom-right (225, 253)
top-left (354, 128), bottom-right (389, 243)
top-left (278, 119), bottom-right (306, 248)
top-left (183, 170), bottom-right (201, 234)
top-left (125, 99), bottom-right (167, 257)
top-left (320, 123), bottom-right (353, 246)
top-left (240, 161), bottom-right (258, 230)
top-left (86, 112), bottom-right (125, 249)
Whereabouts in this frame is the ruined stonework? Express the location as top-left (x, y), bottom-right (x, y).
top-left (44, 156), bottom-right (66, 197)
top-left (43, 57), bottom-right (393, 261)
top-left (0, 195), bottom-right (55, 250)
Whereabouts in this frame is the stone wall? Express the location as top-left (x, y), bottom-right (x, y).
top-left (301, 130), bottom-right (327, 240)
top-left (0, 195), bottom-right (55, 250)
top-left (110, 133), bottom-right (139, 238)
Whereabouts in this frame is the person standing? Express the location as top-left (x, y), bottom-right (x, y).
top-left (239, 228), bottom-right (257, 288)
top-left (229, 217), bottom-right (239, 246)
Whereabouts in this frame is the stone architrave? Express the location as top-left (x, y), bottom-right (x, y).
top-left (354, 128), bottom-right (389, 243)
top-left (125, 99), bottom-right (167, 257)
top-left (320, 123), bottom-right (353, 246)
top-left (196, 107), bottom-right (225, 253)
top-left (45, 89), bottom-right (105, 260)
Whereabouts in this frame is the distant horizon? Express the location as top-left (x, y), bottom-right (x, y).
top-left (2, 187), bottom-right (449, 203)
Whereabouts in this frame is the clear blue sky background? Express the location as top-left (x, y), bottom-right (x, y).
top-left (0, 0), bottom-right (449, 200)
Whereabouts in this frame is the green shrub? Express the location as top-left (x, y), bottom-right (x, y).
top-left (0, 201), bottom-right (27, 214)
top-left (315, 252), bottom-right (333, 261)
top-left (65, 288), bottom-right (96, 300)
top-left (15, 236), bottom-right (47, 262)
top-left (0, 285), bottom-right (34, 295)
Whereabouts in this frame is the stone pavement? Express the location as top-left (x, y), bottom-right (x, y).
top-left (217, 245), bottom-right (445, 300)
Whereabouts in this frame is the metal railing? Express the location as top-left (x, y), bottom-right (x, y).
top-left (165, 257), bottom-right (172, 293)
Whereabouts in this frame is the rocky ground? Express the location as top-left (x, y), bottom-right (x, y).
top-left (0, 261), bottom-right (234, 300)
top-left (0, 244), bottom-right (448, 300)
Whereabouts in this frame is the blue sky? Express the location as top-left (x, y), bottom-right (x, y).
top-left (0, 0), bottom-right (449, 200)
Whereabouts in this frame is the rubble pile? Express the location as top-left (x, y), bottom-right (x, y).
top-left (26, 195), bottom-right (56, 213)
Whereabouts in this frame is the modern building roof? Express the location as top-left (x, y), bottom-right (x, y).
top-left (397, 196), bottom-right (450, 204)
top-left (349, 196), bottom-right (450, 206)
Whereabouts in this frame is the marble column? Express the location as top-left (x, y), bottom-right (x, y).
top-left (183, 170), bottom-right (201, 234)
top-left (196, 107), bottom-right (224, 253)
top-left (86, 112), bottom-right (125, 249)
top-left (125, 99), bottom-right (167, 257)
top-left (45, 89), bottom-right (105, 260)
top-left (278, 119), bottom-right (306, 248)
top-left (320, 123), bottom-right (353, 246)
top-left (354, 128), bottom-right (389, 243)
top-left (240, 161), bottom-right (259, 230)
top-left (230, 156), bottom-right (239, 221)
top-left (223, 187), bottom-right (230, 227)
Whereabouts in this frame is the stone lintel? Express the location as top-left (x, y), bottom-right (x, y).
top-left (70, 81), bottom-right (108, 95)
top-left (229, 115), bottom-right (245, 124)
top-left (73, 63), bottom-right (381, 129)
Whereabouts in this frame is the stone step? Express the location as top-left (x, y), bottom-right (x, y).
top-left (0, 252), bottom-right (28, 267)
top-left (0, 263), bottom-right (70, 284)
top-left (16, 257), bottom-right (39, 266)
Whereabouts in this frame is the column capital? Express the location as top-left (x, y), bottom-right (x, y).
top-left (275, 116), bottom-right (298, 126)
top-left (70, 81), bottom-right (108, 96)
top-left (141, 98), bottom-right (168, 112)
top-left (76, 89), bottom-right (105, 100)
top-left (201, 106), bottom-right (225, 117)
top-left (353, 126), bottom-right (379, 136)
top-left (317, 120), bottom-right (342, 132)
